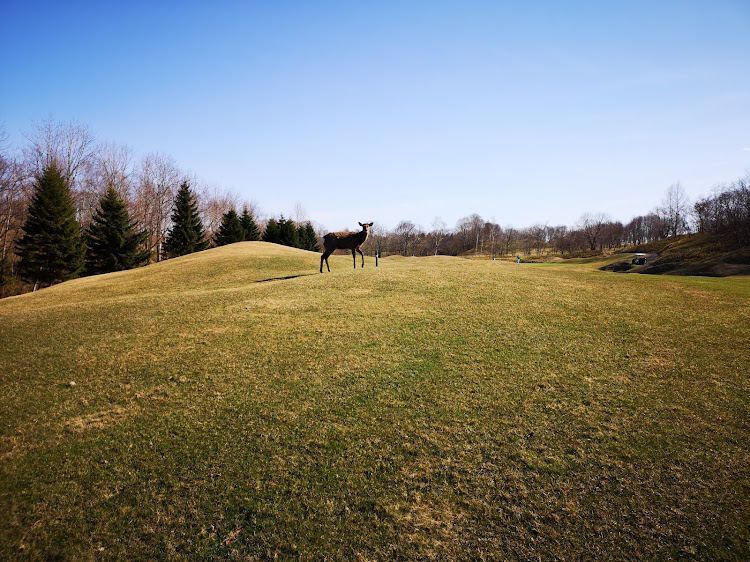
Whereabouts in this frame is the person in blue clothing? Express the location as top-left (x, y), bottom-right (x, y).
top-left (516, 255), bottom-right (521, 264)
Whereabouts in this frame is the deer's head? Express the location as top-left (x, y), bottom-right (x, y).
top-left (358, 222), bottom-right (374, 233)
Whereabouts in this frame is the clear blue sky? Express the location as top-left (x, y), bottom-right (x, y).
top-left (1, 0), bottom-right (748, 231)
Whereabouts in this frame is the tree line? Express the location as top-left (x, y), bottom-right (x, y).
top-left (1, 118), bottom-right (748, 296)
top-left (0, 119), bottom-right (319, 295)
top-left (9, 163), bottom-right (255, 291)
top-left (693, 176), bottom-right (750, 246)
top-left (366, 179), bottom-right (748, 259)
top-left (3, 159), bottom-right (320, 294)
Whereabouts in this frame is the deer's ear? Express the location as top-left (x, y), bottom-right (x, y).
top-left (369, 222), bottom-right (374, 226)
top-left (358, 222), bottom-right (364, 227)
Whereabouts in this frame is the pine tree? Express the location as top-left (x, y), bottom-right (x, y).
top-left (262, 218), bottom-right (280, 244)
top-left (214, 209), bottom-right (245, 246)
top-left (86, 187), bottom-right (150, 274)
top-left (240, 208), bottom-right (260, 241)
top-left (16, 163), bottom-right (85, 289)
top-left (277, 216), bottom-right (299, 248)
top-left (163, 182), bottom-right (209, 258)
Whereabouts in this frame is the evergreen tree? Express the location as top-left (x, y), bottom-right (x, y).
top-left (277, 216), bottom-right (299, 248)
top-left (86, 187), bottom-right (150, 274)
top-left (240, 207), bottom-right (260, 241)
top-left (16, 163), bottom-right (85, 289)
top-left (163, 182), bottom-right (209, 258)
top-left (262, 218), bottom-right (280, 244)
top-left (297, 224), bottom-right (309, 250)
top-left (214, 209), bottom-right (245, 246)
top-left (302, 222), bottom-right (320, 252)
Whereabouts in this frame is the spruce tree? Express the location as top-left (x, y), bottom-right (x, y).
top-left (262, 218), bottom-right (280, 244)
top-left (163, 182), bottom-right (209, 258)
top-left (215, 209), bottom-right (245, 246)
top-left (303, 222), bottom-right (320, 252)
top-left (277, 216), bottom-right (299, 248)
top-left (297, 223), bottom-right (309, 250)
top-left (240, 207), bottom-right (260, 241)
top-left (86, 187), bottom-right (150, 274)
top-left (16, 163), bottom-right (85, 289)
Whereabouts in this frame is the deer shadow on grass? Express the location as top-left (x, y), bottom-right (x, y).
top-left (254, 274), bottom-right (316, 284)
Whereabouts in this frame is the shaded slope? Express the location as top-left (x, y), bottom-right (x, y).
top-left (631, 233), bottom-right (750, 277)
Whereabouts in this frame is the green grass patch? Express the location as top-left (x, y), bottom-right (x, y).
top-left (1, 243), bottom-right (749, 559)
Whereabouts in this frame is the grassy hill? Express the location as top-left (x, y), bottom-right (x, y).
top-left (1, 242), bottom-right (749, 560)
top-left (629, 232), bottom-right (750, 277)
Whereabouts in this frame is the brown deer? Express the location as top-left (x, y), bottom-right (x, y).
top-left (320, 222), bottom-right (374, 273)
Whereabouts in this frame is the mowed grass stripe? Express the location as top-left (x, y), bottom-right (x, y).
top-left (1, 243), bottom-right (748, 559)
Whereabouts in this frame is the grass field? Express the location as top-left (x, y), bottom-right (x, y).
top-left (1, 242), bottom-right (748, 560)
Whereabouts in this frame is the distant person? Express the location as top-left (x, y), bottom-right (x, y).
top-left (516, 255), bottom-right (521, 264)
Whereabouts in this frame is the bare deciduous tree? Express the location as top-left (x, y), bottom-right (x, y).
top-left (0, 151), bottom-right (27, 263)
top-left (625, 216), bottom-right (647, 245)
top-left (466, 214), bottom-right (484, 255)
top-left (486, 221), bottom-right (502, 259)
top-left (70, 141), bottom-right (135, 233)
top-left (22, 118), bottom-right (99, 225)
top-left (394, 220), bottom-right (419, 256)
top-left (693, 174), bottom-right (750, 244)
top-left (369, 223), bottom-right (387, 257)
top-left (430, 217), bottom-right (447, 255)
top-left (659, 183), bottom-right (691, 237)
top-left (96, 142), bottom-right (132, 196)
top-left (133, 153), bottom-right (182, 262)
top-left (529, 223), bottom-right (548, 256)
top-left (23, 117), bottom-right (96, 188)
top-left (292, 202), bottom-right (307, 226)
top-left (501, 226), bottom-right (516, 257)
top-left (455, 214), bottom-right (484, 255)
top-left (547, 225), bottom-right (568, 255)
top-left (577, 212), bottom-right (610, 251)
top-left (199, 183), bottom-right (240, 242)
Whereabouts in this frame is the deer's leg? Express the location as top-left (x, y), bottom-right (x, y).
top-left (351, 249), bottom-right (356, 269)
top-left (356, 247), bottom-right (365, 268)
top-left (320, 250), bottom-right (332, 273)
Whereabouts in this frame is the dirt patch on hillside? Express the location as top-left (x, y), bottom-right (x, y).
top-left (602, 260), bottom-right (750, 277)
top-left (638, 262), bottom-right (750, 277)
top-left (601, 262), bottom-right (636, 273)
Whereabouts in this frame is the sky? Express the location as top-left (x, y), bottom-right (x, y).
top-left (1, 0), bottom-right (749, 231)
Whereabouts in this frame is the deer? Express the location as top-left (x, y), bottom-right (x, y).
top-left (320, 222), bottom-right (374, 273)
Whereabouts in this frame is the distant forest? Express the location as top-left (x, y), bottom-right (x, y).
top-left (1, 118), bottom-right (748, 296)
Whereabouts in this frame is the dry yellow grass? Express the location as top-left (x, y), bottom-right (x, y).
top-left (1, 242), bottom-right (748, 559)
